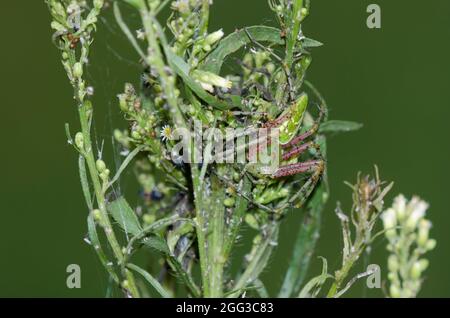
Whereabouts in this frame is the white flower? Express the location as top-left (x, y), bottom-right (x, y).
top-left (382, 208), bottom-right (397, 239)
top-left (382, 208), bottom-right (397, 229)
top-left (160, 125), bottom-right (173, 141)
top-left (393, 194), bottom-right (406, 220)
top-left (405, 197), bottom-right (428, 230)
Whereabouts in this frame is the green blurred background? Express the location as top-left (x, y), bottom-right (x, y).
top-left (1, 0), bottom-right (449, 297)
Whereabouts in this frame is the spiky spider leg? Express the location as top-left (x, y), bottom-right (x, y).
top-left (272, 159), bottom-right (323, 178)
top-left (275, 160), bottom-right (325, 211)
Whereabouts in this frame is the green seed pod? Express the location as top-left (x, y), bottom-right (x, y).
top-left (73, 62), bottom-right (83, 79)
top-left (96, 159), bottom-right (107, 172)
top-left (92, 209), bottom-right (102, 222)
top-left (245, 214), bottom-right (259, 230)
top-left (224, 197), bottom-right (235, 208)
top-left (143, 214), bottom-right (156, 225)
top-left (75, 132), bottom-right (84, 149)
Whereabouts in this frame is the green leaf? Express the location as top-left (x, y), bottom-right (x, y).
top-left (166, 50), bottom-right (231, 110)
top-left (200, 26), bottom-right (284, 75)
top-left (143, 234), bottom-right (170, 254)
top-left (87, 213), bottom-right (119, 284)
top-left (107, 197), bottom-right (142, 236)
top-left (302, 37), bottom-right (323, 48)
top-left (127, 263), bottom-right (171, 298)
top-left (319, 120), bottom-right (363, 134)
top-left (298, 257), bottom-right (332, 298)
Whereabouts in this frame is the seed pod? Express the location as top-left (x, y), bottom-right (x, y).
top-left (96, 159), bottom-right (107, 173)
top-left (75, 132), bottom-right (84, 149)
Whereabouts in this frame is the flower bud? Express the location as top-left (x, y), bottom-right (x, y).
top-left (388, 255), bottom-right (399, 272)
top-left (425, 239), bottom-right (436, 251)
top-left (73, 62), bottom-right (83, 79)
top-left (131, 131), bottom-right (141, 139)
top-left (94, 0), bottom-right (104, 10)
top-left (417, 219), bottom-right (431, 247)
top-left (192, 70), bottom-right (232, 90)
top-left (390, 284), bottom-right (401, 298)
top-left (410, 261), bottom-right (423, 280)
top-left (245, 214), bottom-right (259, 230)
top-left (418, 259), bottom-right (429, 272)
top-left (52, 2), bottom-right (66, 19)
top-left (393, 194), bottom-right (407, 220)
top-left (381, 208), bottom-right (397, 238)
top-left (118, 94), bottom-right (128, 112)
top-left (100, 169), bottom-right (110, 181)
top-left (205, 29), bottom-right (224, 46)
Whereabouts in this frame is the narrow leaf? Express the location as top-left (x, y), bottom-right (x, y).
top-left (302, 37), bottom-right (323, 48)
top-left (127, 263), bottom-right (170, 298)
top-left (201, 26), bottom-right (284, 75)
top-left (167, 50), bottom-right (231, 110)
top-left (298, 257), bottom-right (332, 298)
top-left (320, 120), bottom-right (363, 134)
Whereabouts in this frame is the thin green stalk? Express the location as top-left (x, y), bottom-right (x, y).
top-left (199, 0), bottom-right (210, 36)
top-left (285, 0), bottom-right (303, 69)
top-left (78, 102), bottom-right (140, 297)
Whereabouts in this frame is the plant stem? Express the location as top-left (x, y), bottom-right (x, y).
top-left (78, 102), bottom-right (140, 298)
top-left (285, 0), bottom-right (304, 69)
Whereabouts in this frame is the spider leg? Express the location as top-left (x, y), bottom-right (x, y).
top-left (272, 159), bottom-right (323, 178)
top-left (282, 141), bottom-right (319, 161)
top-left (276, 161), bottom-right (325, 211)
